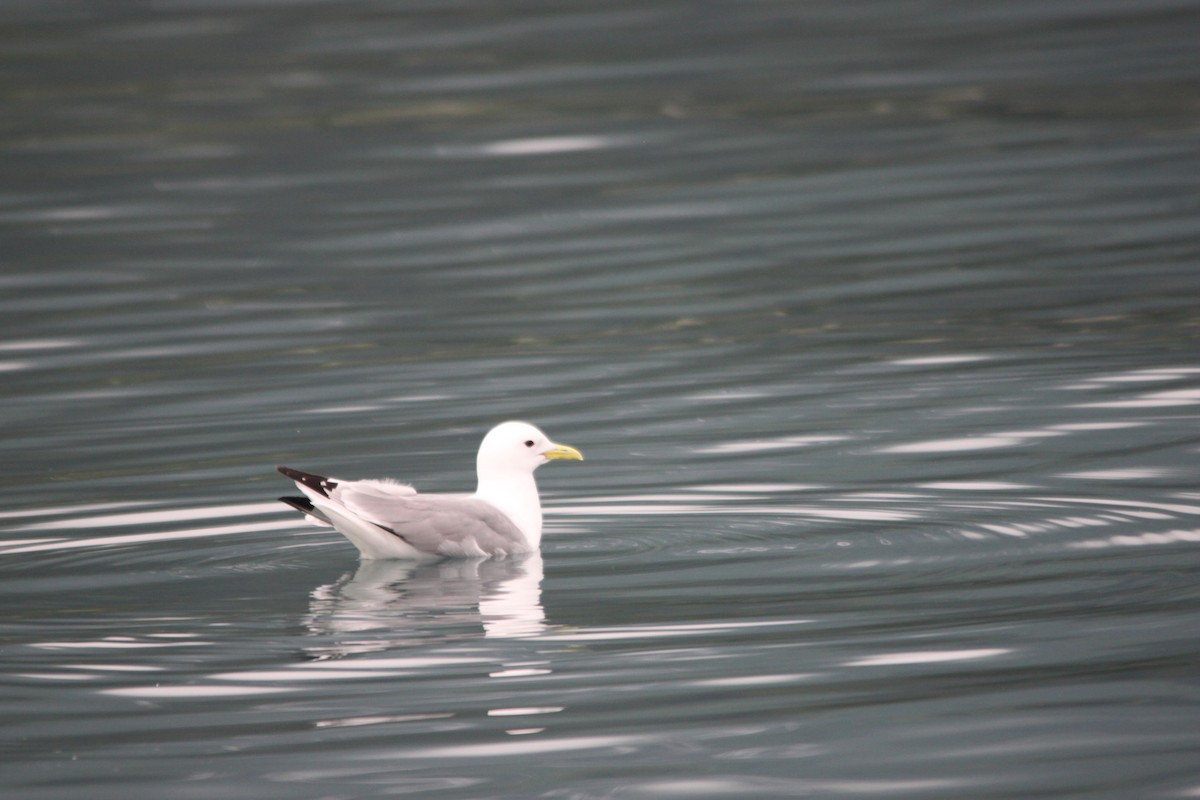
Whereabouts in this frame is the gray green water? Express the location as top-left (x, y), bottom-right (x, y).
top-left (3, 1), bottom-right (1200, 798)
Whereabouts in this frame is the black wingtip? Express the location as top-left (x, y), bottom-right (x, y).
top-left (278, 495), bottom-right (315, 515)
top-left (277, 465), bottom-right (338, 497)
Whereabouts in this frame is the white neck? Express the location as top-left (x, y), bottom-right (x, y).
top-left (474, 470), bottom-right (543, 548)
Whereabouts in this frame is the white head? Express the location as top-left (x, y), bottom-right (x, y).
top-left (476, 421), bottom-right (583, 482)
top-left (473, 421), bottom-right (583, 548)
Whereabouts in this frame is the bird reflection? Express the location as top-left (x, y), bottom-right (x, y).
top-left (303, 553), bottom-right (547, 659)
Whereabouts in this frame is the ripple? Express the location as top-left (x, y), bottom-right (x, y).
top-left (846, 648), bottom-right (1010, 667)
top-left (889, 354), bottom-right (994, 366)
top-left (443, 135), bottom-right (630, 157)
top-left (489, 706), bottom-right (564, 717)
top-left (881, 431), bottom-right (1064, 453)
top-left (693, 673), bottom-right (813, 688)
top-left (1089, 367), bottom-right (1200, 383)
top-left (944, 493), bottom-right (1200, 545)
top-left (32, 637), bottom-right (211, 651)
top-left (489, 667), bottom-right (553, 678)
top-left (102, 685), bottom-right (298, 699)
top-left (0, 338), bottom-right (82, 352)
top-left (552, 483), bottom-right (1200, 561)
top-left (551, 498), bottom-right (917, 522)
top-left (61, 664), bottom-right (164, 672)
top-left (1075, 388), bottom-right (1200, 408)
top-left (694, 435), bottom-right (850, 454)
top-left (211, 668), bottom-right (404, 682)
top-left (0, 499), bottom-right (308, 563)
top-left (1048, 421), bottom-right (1149, 431)
top-left (314, 713), bottom-right (456, 729)
top-left (0, 501), bottom-right (156, 522)
top-left (16, 672), bottom-right (98, 681)
top-left (393, 733), bottom-right (648, 759)
top-left (1058, 468), bottom-right (1175, 480)
top-left (0, 519), bottom-right (300, 556)
top-left (1068, 528), bottom-right (1200, 550)
top-left (690, 483), bottom-right (822, 493)
top-left (1064, 366), bottom-right (1200, 389)
top-left (21, 502), bottom-right (283, 531)
top-left (536, 619), bottom-right (809, 643)
top-left (919, 481), bottom-right (1034, 490)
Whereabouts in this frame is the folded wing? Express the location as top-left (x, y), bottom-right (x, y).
top-left (279, 467), bottom-right (530, 559)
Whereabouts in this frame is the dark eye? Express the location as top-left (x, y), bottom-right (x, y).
top-left (524, 440), bottom-right (535, 448)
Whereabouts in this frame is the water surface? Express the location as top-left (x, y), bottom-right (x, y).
top-left (2, 1), bottom-right (1199, 798)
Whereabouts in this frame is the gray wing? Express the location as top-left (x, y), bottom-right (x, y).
top-left (332, 481), bottom-right (530, 557)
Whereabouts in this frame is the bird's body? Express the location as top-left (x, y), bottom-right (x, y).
top-left (278, 421), bottom-right (582, 560)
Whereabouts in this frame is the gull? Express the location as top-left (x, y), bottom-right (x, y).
top-left (278, 421), bottom-right (582, 560)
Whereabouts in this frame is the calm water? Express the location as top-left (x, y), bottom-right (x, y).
top-left (3, 1), bottom-right (1200, 798)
